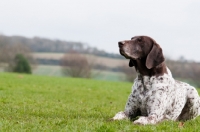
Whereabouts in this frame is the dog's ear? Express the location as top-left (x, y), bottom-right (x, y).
top-left (129, 59), bottom-right (136, 67)
top-left (146, 43), bottom-right (165, 69)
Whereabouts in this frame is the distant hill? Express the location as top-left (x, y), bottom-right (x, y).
top-left (0, 35), bottom-right (123, 59)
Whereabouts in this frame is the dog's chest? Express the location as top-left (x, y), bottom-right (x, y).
top-left (133, 75), bottom-right (174, 115)
top-left (133, 77), bottom-right (152, 114)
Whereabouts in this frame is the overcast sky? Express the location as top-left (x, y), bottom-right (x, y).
top-left (0, 0), bottom-right (200, 61)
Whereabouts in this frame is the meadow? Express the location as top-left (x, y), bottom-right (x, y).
top-left (0, 73), bottom-right (200, 132)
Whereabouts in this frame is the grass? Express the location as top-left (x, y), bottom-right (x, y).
top-left (0, 73), bottom-right (200, 131)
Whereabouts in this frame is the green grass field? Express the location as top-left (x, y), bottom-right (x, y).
top-left (1, 73), bottom-right (200, 131)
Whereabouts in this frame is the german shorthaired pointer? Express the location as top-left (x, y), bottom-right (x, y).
top-left (112, 36), bottom-right (200, 125)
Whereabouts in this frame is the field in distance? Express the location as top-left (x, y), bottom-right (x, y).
top-left (33, 52), bottom-right (128, 81)
top-left (33, 65), bottom-right (126, 81)
top-left (33, 52), bottom-right (127, 68)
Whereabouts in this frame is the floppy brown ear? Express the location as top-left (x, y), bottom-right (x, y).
top-left (129, 59), bottom-right (136, 67)
top-left (146, 43), bottom-right (165, 69)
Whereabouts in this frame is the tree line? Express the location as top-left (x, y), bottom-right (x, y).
top-left (0, 35), bottom-right (123, 59)
top-left (0, 35), bottom-right (200, 87)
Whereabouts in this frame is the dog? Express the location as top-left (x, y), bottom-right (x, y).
top-left (112, 36), bottom-right (200, 125)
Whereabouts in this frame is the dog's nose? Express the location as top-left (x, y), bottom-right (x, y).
top-left (118, 41), bottom-right (125, 47)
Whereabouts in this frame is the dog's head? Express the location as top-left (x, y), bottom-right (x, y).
top-left (118, 36), bottom-right (165, 69)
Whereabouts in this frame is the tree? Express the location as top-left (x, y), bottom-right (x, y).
top-left (0, 43), bottom-right (36, 71)
top-left (13, 54), bottom-right (32, 74)
top-left (61, 51), bottom-right (92, 78)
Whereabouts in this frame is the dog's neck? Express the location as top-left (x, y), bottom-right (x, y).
top-left (135, 58), bottom-right (168, 77)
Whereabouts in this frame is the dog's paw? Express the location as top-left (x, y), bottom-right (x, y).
top-left (112, 111), bottom-right (127, 120)
top-left (133, 116), bottom-right (157, 125)
top-left (133, 117), bottom-right (148, 125)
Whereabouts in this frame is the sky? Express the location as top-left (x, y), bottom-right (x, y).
top-left (0, 0), bottom-right (200, 61)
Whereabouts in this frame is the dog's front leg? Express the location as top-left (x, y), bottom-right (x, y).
top-left (133, 89), bottom-right (167, 125)
top-left (113, 92), bottom-right (139, 120)
top-left (112, 78), bottom-right (141, 121)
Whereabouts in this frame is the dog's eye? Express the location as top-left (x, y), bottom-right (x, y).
top-left (137, 37), bottom-right (142, 42)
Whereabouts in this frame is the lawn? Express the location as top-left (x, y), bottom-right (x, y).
top-left (0, 73), bottom-right (200, 131)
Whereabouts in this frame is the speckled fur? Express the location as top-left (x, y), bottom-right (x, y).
top-left (114, 36), bottom-right (200, 125)
top-left (113, 68), bottom-right (200, 125)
